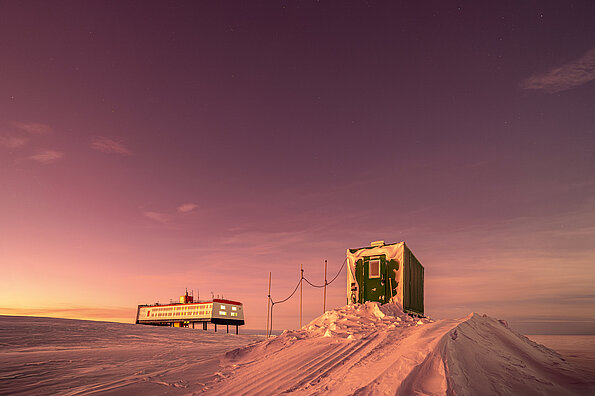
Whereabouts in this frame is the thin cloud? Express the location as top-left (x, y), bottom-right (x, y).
top-left (28, 150), bottom-right (64, 163)
top-left (0, 306), bottom-right (134, 322)
top-left (13, 121), bottom-right (53, 135)
top-left (143, 211), bottom-right (170, 223)
top-left (0, 136), bottom-right (28, 148)
top-left (521, 46), bottom-right (595, 93)
top-left (177, 203), bottom-right (198, 213)
top-left (91, 137), bottom-right (132, 155)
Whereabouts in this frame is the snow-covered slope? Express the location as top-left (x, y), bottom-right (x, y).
top-left (0, 316), bottom-right (262, 395)
top-left (208, 303), bottom-right (593, 395)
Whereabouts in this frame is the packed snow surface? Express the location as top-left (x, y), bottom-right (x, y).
top-left (2, 307), bottom-right (594, 395)
top-left (529, 335), bottom-right (595, 382)
top-left (0, 316), bottom-right (262, 395)
top-left (208, 303), bottom-right (594, 395)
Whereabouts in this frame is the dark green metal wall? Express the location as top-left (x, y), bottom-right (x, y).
top-left (354, 255), bottom-right (400, 305)
top-left (403, 246), bottom-right (424, 315)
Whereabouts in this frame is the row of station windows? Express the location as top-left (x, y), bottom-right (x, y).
top-left (152, 305), bottom-right (210, 311)
top-left (149, 304), bottom-right (240, 312)
top-left (146, 304), bottom-right (241, 318)
top-left (149, 311), bottom-right (211, 317)
top-left (147, 304), bottom-right (212, 317)
top-left (218, 304), bottom-right (240, 317)
top-left (218, 310), bottom-right (239, 316)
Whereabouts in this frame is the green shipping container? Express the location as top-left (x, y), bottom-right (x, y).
top-left (346, 241), bottom-right (424, 316)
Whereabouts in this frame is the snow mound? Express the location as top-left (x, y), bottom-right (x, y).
top-left (303, 302), bottom-right (432, 339)
top-left (209, 304), bottom-right (593, 395)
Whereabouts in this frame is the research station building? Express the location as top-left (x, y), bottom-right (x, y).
top-left (136, 291), bottom-right (245, 333)
top-left (347, 241), bottom-right (424, 315)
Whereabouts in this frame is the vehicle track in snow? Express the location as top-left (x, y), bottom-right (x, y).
top-left (206, 303), bottom-right (594, 396)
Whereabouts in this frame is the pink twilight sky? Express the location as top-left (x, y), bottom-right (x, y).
top-left (1, 2), bottom-right (594, 334)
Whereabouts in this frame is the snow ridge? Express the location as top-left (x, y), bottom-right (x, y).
top-left (207, 303), bottom-right (592, 395)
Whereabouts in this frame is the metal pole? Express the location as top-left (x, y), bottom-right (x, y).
top-left (323, 260), bottom-right (327, 313)
top-left (266, 272), bottom-right (271, 338)
top-left (300, 264), bottom-right (303, 328)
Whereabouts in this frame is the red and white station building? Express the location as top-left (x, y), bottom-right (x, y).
top-left (136, 291), bottom-right (245, 333)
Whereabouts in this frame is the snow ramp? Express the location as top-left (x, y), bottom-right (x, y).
top-left (205, 303), bottom-right (593, 395)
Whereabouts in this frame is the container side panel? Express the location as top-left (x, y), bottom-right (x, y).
top-left (403, 247), bottom-right (410, 310)
top-left (407, 251), bottom-right (424, 315)
top-left (421, 266), bottom-right (425, 315)
top-left (416, 260), bottom-right (422, 313)
top-left (400, 245), bottom-right (424, 316)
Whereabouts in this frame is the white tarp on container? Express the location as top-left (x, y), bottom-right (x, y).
top-left (346, 242), bottom-right (405, 307)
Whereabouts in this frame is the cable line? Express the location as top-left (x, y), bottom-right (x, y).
top-left (270, 277), bottom-right (302, 305)
top-left (327, 257), bottom-right (347, 285)
top-left (302, 277), bottom-right (325, 288)
top-left (302, 257), bottom-right (347, 288)
top-left (266, 257), bottom-right (348, 337)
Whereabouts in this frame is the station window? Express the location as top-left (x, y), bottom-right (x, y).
top-left (232, 306), bottom-right (237, 311)
top-left (220, 305), bottom-right (226, 310)
top-left (219, 311), bottom-right (227, 315)
top-left (369, 259), bottom-right (380, 278)
top-left (231, 312), bottom-right (238, 317)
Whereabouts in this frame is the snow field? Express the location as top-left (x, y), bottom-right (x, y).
top-left (207, 302), bottom-right (594, 395)
top-left (0, 316), bottom-right (262, 395)
top-left (2, 306), bottom-right (594, 395)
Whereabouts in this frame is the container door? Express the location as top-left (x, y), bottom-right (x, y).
top-left (363, 256), bottom-right (386, 303)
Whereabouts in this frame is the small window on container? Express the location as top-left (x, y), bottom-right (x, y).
top-left (369, 259), bottom-right (380, 278)
top-left (232, 306), bottom-right (237, 311)
top-left (221, 305), bottom-right (226, 310)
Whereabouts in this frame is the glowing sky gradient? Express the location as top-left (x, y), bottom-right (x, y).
top-left (1, 2), bottom-right (594, 334)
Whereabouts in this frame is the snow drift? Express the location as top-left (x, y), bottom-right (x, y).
top-left (0, 316), bottom-right (263, 395)
top-left (207, 303), bottom-right (593, 395)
